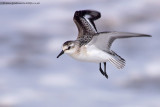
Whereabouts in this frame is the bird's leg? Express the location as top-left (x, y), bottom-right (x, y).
top-left (103, 62), bottom-right (108, 79)
top-left (99, 63), bottom-right (104, 75)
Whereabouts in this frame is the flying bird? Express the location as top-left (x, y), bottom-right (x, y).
top-left (57, 10), bottom-right (151, 79)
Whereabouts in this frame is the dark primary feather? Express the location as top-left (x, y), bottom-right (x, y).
top-left (73, 10), bottom-right (101, 39)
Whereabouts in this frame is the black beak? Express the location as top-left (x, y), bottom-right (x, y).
top-left (57, 50), bottom-right (64, 58)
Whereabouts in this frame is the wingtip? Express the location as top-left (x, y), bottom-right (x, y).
top-left (74, 9), bottom-right (101, 19)
top-left (143, 34), bottom-right (152, 37)
top-left (137, 34), bottom-right (152, 37)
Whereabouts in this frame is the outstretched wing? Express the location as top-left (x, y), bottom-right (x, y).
top-left (73, 10), bottom-right (101, 39)
top-left (88, 31), bottom-right (151, 51)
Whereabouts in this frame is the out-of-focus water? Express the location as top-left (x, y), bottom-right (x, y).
top-left (0, 0), bottom-right (160, 107)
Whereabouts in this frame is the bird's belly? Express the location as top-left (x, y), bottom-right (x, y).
top-left (70, 49), bottom-right (110, 63)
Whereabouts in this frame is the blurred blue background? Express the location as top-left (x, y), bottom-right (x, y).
top-left (0, 0), bottom-right (159, 107)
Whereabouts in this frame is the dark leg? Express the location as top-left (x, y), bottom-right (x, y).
top-left (103, 62), bottom-right (108, 79)
top-left (99, 62), bottom-right (108, 79)
top-left (99, 63), bottom-right (104, 75)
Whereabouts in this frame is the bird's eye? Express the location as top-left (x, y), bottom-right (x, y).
top-left (68, 46), bottom-right (71, 50)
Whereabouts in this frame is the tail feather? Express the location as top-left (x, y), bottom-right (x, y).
top-left (108, 51), bottom-right (125, 69)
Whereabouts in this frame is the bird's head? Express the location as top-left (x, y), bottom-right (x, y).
top-left (57, 41), bottom-right (78, 58)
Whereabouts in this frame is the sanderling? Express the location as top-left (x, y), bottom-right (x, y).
top-left (57, 10), bottom-right (151, 79)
